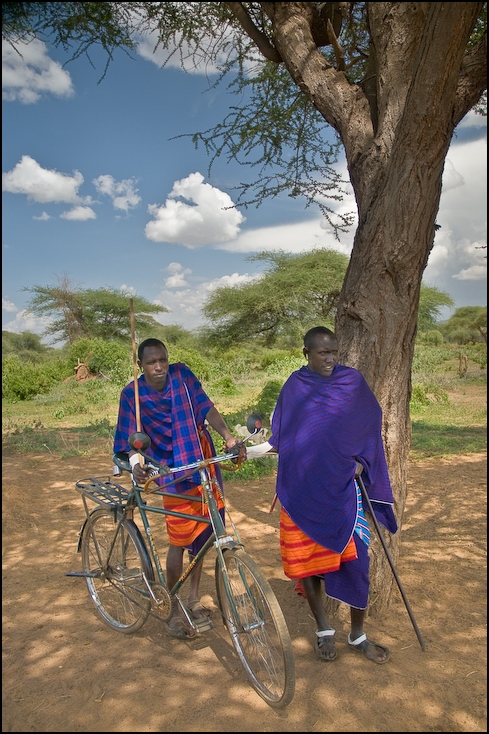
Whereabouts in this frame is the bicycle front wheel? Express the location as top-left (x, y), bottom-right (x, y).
top-left (215, 548), bottom-right (295, 708)
top-left (81, 507), bottom-right (153, 633)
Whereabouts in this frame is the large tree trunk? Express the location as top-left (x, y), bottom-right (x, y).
top-left (265, 1), bottom-right (485, 613)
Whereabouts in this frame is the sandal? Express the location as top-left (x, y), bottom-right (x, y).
top-left (348, 632), bottom-right (391, 664)
top-left (315, 629), bottom-right (337, 662)
top-left (163, 616), bottom-right (196, 640)
top-left (187, 600), bottom-right (212, 620)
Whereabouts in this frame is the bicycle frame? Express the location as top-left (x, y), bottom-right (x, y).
top-left (69, 420), bottom-right (296, 708)
top-left (132, 460), bottom-right (244, 624)
top-left (73, 443), bottom-right (250, 627)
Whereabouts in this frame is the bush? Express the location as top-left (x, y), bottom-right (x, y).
top-left (410, 382), bottom-right (449, 408)
top-left (68, 338), bottom-right (129, 376)
top-left (416, 329), bottom-right (445, 346)
top-left (169, 347), bottom-right (211, 381)
top-left (2, 354), bottom-right (72, 402)
top-left (252, 380), bottom-right (284, 424)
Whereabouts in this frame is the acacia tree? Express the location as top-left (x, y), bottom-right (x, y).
top-left (442, 306), bottom-right (487, 344)
top-left (24, 277), bottom-right (168, 344)
top-left (202, 249), bottom-right (349, 346)
top-left (201, 250), bottom-right (453, 348)
top-left (416, 285), bottom-right (455, 332)
top-left (4, 2), bottom-right (486, 611)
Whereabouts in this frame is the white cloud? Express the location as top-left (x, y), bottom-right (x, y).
top-left (424, 138), bottom-right (487, 298)
top-left (439, 158), bottom-right (465, 193)
top-left (2, 155), bottom-right (90, 204)
top-left (213, 217), bottom-right (355, 256)
top-left (2, 297), bottom-right (17, 313)
top-left (453, 263), bottom-right (487, 281)
top-left (2, 308), bottom-right (51, 336)
top-left (93, 174), bottom-right (141, 212)
top-left (164, 262), bottom-right (192, 288)
top-left (153, 271), bottom-right (259, 329)
top-left (458, 109), bottom-right (487, 129)
top-left (59, 206), bottom-right (96, 221)
top-left (33, 211), bottom-right (52, 221)
top-left (120, 284), bottom-right (137, 296)
top-left (2, 38), bottom-right (74, 104)
top-left (145, 172), bottom-right (245, 247)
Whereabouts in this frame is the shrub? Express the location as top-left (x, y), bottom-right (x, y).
top-left (410, 382), bottom-right (449, 408)
top-left (169, 347), bottom-right (211, 381)
top-left (252, 380), bottom-right (284, 424)
top-left (68, 338), bottom-right (129, 376)
top-left (2, 354), bottom-right (71, 402)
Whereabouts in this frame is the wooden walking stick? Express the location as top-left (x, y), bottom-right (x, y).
top-left (129, 298), bottom-right (143, 467)
top-left (356, 474), bottom-right (427, 651)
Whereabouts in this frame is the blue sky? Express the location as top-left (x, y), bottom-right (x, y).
top-left (2, 34), bottom-right (487, 343)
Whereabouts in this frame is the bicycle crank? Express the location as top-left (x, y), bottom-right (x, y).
top-left (148, 582), bottom-right (173, 622)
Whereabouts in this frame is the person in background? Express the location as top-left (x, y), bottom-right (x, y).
top-left (113, 338), bottom-right (243, 639)
top-left (246, 326), bottom-right (397, 663)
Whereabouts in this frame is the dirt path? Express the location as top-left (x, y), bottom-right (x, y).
top-left (2, 451), bottom-right (487, 732)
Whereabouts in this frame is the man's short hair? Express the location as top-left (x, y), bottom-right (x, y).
top-left (138, 338), bottom-right (167, 360)
top-left (303, 326), bottom-right (335, 350)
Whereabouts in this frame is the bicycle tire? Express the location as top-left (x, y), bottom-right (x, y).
top-left (81, 507), bottom-right (153, 633)
top-left (215, 548), bottom-right (295, 708)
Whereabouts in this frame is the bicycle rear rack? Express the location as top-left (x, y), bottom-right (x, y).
top-left (75, 477), bottom-right (133, 508)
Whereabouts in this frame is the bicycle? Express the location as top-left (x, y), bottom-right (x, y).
top-left (67, 414), bottom-right (295, 709)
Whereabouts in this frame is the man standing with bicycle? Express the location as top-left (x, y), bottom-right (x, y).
top-left (248, 326), bottom-right (398, 664)
top-left (113, 338), bottom-right (242, 640)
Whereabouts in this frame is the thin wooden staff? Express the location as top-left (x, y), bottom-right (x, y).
top-left (129, 298), bottom-right (143, 467)
top-left (356, 474), bottom-right (427, 652)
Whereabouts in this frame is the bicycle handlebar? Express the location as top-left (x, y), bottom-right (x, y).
top-left (112, 417), bottom-right (263, 482)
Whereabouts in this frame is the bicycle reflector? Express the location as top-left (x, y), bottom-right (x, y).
top-left (128, 431), bottom-right (151, 452)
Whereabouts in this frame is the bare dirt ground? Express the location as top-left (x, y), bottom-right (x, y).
top-left (2, 451), bottom-right (487, 732)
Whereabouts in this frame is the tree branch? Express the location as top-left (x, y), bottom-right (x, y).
top-left (226, 1), bottom-right (282, 62)
top-left (326, 17), bottom-right (345, 71)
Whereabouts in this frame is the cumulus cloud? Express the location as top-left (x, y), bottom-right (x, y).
top-left (440, 158), bottom-right (465, 193)
top-left (2, 297), bottom-right (17, 313)
top-left (2, 38), bottom-right (74, 104)
top-left (145, 172), bottom-right (245, 247)
top-left (33, 211), bottom-right (52, 221)
top-left (458, 109), bottom-right (487, 129)
top-left (423, 138), bottom-right (487, 301)
top-left (93, 174), bottom-right (141, 212)
top-left (120, 284), bottom-right (137, 296)
top-left (2, 308), bottom-right (51, 336)
top-left (164, 262), bottom-right (192, 288)
top-left (2, 155), bottom-right (90, 204)
top-left (211, 217), bottom-right (355, 256)
top-left (59, 206), bottom-right (96, 221)
top-left (453, 264), bottom-right (487, 281)
top-left (153, 271), bottom-right (259, 329)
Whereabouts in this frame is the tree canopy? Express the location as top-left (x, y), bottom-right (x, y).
top-left (416, 286), bottom-right (455, 333)
top-left (23, 276), bottom-right (168, 344)
top-left (441, 305), bottom-right (487, 344)
top-left (201, 248), bottom-right (347, 347)
top-left (201, 249), bottom-right (457, 348)
top-left (2, 329), bottom-right (51, 362)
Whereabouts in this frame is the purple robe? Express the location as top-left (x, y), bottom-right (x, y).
top-left (269, 364), bottom-right (397, 554)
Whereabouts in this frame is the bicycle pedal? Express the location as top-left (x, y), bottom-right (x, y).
top-left (192, 617), bottom-right (214, 633)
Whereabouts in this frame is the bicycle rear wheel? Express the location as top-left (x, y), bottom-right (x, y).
top-left (215, 548), bottom-right (295, 708)
top-left (81, 507), bottom-right (153, 633)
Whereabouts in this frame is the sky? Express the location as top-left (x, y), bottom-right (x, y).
top-left (2, 33), bottom-right (487, 344)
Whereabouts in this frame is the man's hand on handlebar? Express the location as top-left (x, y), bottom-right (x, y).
top-left (223, 436), bottom-right (247, 464)
top-left (130, 454), bottom-right (159, 484)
